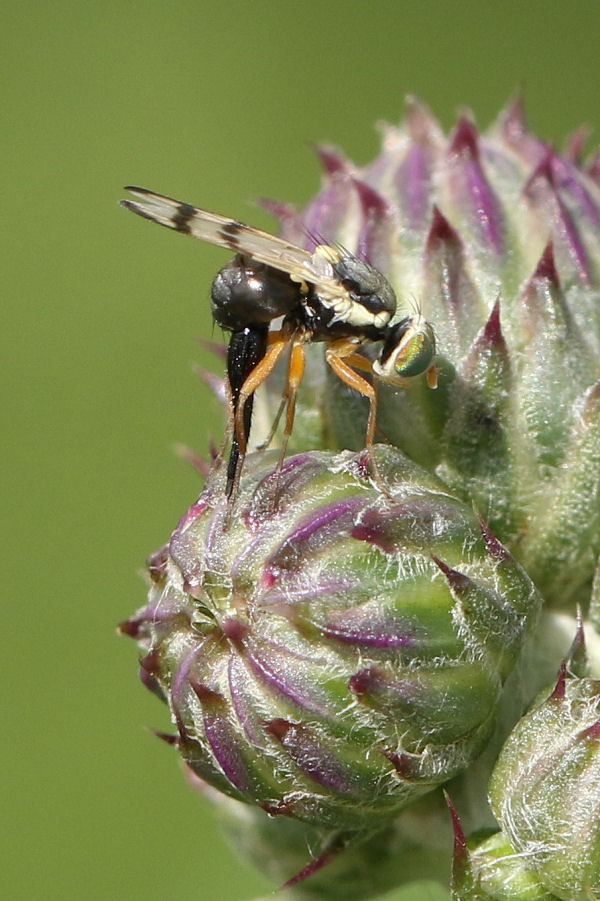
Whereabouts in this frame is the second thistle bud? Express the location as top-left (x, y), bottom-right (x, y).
top-left (124, 446), bottom-right (541, 834)
top-left (489, 666), bottom-right (600, 900)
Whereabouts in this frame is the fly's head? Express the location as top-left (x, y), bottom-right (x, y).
top-left (372, 315), bottom-right (437, 388)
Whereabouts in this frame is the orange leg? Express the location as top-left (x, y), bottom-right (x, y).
top-left (325, 339), bottom-right (394, 500)
top-left (232, 333), bottom-right (306, 509)
top-left (281, 340), bottom-right (306, 455)
top-left (234, 332), bottom-right (291, 458)
top-left (325, 340), bottom-right (378, 447)
top-left (339, 350), bottom-right (374, 375)
top-left (264, 339), bottom-right (306, 506)
top-left (255, 339), bottom-right (310, 456)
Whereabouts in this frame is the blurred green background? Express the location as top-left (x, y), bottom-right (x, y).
top-left (4, 2), bottom-right (600, 898)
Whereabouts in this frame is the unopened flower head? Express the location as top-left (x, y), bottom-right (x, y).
top-left (488, 664), bottom-right (600, 900)
top-left (264, 97), bottom-right (600, 609)
top-left (123, 447), bottom-right (540, 831)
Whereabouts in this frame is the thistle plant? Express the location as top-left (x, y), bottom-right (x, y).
top-left (122, 97), bottom-right (600, 899)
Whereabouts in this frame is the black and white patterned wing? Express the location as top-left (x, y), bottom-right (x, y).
top-left (121, 187), bottom-right (345, 298)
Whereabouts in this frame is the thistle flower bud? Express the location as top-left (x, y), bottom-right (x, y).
top-left (488, 666), bottom-right (600, 900)
top-left (264, 97), bottom-right (600, 608)
top-left (123, 447), bottom-right (540, 834)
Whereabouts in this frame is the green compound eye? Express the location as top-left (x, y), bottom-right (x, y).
top-left (394, 327), bottom-right (436, 378)
top-left (373, 318), bottom-right (437, 386)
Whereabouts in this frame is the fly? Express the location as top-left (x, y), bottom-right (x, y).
top-left (121, 187), bottom-right (437, 499)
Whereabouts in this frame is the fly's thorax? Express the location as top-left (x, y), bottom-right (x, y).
top-left (373, 316), bottom-right (437, 385)
top-left (310, 246), bottom-right (397, 332)
top-left (211, 255), bottom-right (303, 331)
